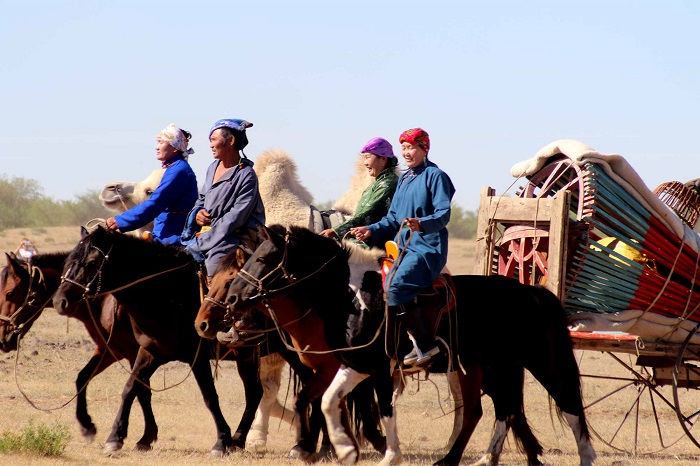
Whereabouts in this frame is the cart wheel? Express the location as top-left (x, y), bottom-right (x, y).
top-left (496, 155), bottom-right (587, 283)
top-left (497, 226), bottom-right (549, 285)
top-left (516, 154), bottom-right (586, 220)
top-left (673, 324), bottom-right (700, 449)
top-left (577, 349), bottom-right (696, 454)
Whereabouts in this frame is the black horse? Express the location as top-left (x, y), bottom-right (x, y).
top-left (225, 225), bottom-right (596, 466)
top-left (52, 226), bottom-right (264, 455)
top-left (0, 252), bottom-right (160, 449)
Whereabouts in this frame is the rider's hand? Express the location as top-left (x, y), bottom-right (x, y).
top-left (105, 217), bottom-right (119, 231)
top-left (350, 226), bottom-right (371, 241)
top-left (319, 229), bottom-right (338, 239)
top-left (196, 209), bottom-right (212, 227)
top-left (405, 218), bottom-right (422, 232)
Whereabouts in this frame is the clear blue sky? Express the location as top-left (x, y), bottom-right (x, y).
top-left (2, 1), bottom-right (699, 211)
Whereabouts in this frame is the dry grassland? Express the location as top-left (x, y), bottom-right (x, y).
top-left (1, 229), bottom-right (700, 465)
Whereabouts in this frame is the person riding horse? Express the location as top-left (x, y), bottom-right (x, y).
top-left (320, 137), bottom-right (399, 247)
top-left (350, 127), bottom-right (455, 367)
top-left (105, 123), bottom-right (198, 244)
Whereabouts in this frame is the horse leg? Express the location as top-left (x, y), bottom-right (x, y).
top-left (134, 375), bottom-right (158, 451)
top-left (374, 370), bottom-right (404, 466)
top-left (229, 349), bottom-right (264, 449)
top-left (435, 364), bottom-right (483, 466)
top-left (471, 368), bottom-right (542, 466)
top-left (248, 353), bottom-right (295, 451)
top-left (75, 350), bottom-right (116, 443)
top-left (445, 370), bottom-right (463, 451)
top-left (321, 365), bottom-right (366, 465)
top-left (351, 377), bottom-right (386, 454)
top-left (525, 328), bottom-right (596, 466)
top-left (188, 353), bottom-right (235, 456)
top-left (104, 348), bottom-right (159, 453)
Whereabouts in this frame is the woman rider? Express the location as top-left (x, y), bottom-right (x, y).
top-left (105, 124), bottom-right (198, 245)
top-left (350, 128), bottom-right (455, 367)
top-left (320, 137), bottom-right (398, 247)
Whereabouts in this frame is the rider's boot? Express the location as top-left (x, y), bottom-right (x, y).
top-left (398, 300), bottom-right (439, 366)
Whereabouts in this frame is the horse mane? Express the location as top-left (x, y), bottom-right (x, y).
top-left (67, 229), bottom-right (192, 272)
top-left (1, 251), bottom-right (69, 282)
top-left (214, 247), bottom-right (247, 275)
top-left (255, 150), bottom-right (314, 227)
top-left (344, 242), bottom-right (384, 269)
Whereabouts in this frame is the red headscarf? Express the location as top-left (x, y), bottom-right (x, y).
top-left (399, 128), bottom-right (430, 154)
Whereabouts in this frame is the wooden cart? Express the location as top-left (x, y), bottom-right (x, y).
top-left (474, 156), bottom-right (700, 455)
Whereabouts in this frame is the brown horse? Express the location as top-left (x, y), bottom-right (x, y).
top-left (195, 246), bottom-right (386, 460)
top-left (0, 252), bottom-right (158, 449)
top-left (52, 227), bottom-right (263, 456)
top-left (224, 225), bottom-right (596, 466)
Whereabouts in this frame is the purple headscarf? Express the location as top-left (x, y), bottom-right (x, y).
top-left (361, 137), bottom-right (396, 158)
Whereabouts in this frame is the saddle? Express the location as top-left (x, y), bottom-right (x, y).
top-left (382, 243), bottom-right (457, 367)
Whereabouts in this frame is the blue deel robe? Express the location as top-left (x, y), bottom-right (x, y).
top-left (181, 157), bottom-right (266, 275)
top-left (366, 160), bottom-right (455, 306)
top-left (115, 155), bottom-right (198, 245)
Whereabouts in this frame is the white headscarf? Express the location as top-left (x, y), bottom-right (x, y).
top-left (158, 123), bottom-right (194, 157)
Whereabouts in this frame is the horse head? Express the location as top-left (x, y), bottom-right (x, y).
top-left (0, 253), bottom-right (61, 352)
top-left (194, 246), bottom-right (268, 346)
top-left (225, 225), bottom-right (357, 340)
top-left (53, 226), bottom-right (117, 315)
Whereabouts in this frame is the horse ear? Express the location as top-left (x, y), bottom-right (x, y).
top-left (6, 253), bottom-right (27, 277)
top-left (264, 226), bottom-right (286, 249)
top-left (235, 247), bottom-right (248, 268)
top-left (80, 226), bottom-right (90, 238)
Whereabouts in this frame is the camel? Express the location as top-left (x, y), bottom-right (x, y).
top-left (98, 149), bottom-right (372, 450)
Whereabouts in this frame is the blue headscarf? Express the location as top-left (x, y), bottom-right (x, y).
top-left (209, 119), bottom-right (253, 150)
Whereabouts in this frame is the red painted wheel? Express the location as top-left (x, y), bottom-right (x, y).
top-left (496, 155), bottom-right (587, 283)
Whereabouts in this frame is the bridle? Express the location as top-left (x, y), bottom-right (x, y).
top-left (0, 264), bottom-right (51, 336)
top-left (234, 231), bottom-right (341, 303)
top-left (60, 243), bottom-right (112, 299)
top-left (224, 230), bottom-right (343, 339)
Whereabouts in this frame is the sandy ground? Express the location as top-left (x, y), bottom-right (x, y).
top-left (2, 229), bottom-right (700, 465)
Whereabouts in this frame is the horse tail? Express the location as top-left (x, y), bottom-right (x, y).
top-left (532, 285), bottom-right (591, 442)
top-left (346, 377), bottom-right (385, 452)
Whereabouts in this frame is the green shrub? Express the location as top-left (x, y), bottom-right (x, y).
top-left (0, 422), bottom-right (70, 456)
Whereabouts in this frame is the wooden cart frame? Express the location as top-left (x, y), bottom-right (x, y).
top-left (474, 185), bottom-right (700, 455)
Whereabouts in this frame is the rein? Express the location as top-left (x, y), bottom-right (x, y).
top-left (0, 264), bottom-right (54, 336)
top-left (234, 231), bottom-right (342, 303)
top-left (229, 228), bottom-right (386, 355)
top-left (60, 242), bottom-right (192, 300)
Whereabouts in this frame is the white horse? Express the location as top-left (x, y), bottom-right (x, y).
top-left (99, 149), bottom-right (372, 450)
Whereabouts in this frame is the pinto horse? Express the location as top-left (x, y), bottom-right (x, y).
top-left (0, 252), bottom-right (161, 448)
top-left (52, 226), bottom-right (264, 455)
top-left (225, 225), bottom-right (596, 466)
top-left (195, 245), bottom-right (387, 460)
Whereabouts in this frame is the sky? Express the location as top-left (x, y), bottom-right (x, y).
top-left (2, 1), bottom-right (700, 212)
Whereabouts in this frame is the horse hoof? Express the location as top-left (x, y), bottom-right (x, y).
top-left (246, 437), bottom-right (267, 452)
top-left (134, 442), bottom-right (153, 452)
top-left (209, 448), bottom-right (226, 458)
top-left (81, 425), bottom-right (97, 444)
top-left (103, 441), bottom-right (124, 454)
top-left (336, 445), bottom-right (359, 465)
top-left (378, 451), bottom-right (403, 466)
top-left (317, 443), bottom-right (336, 461)
top-left (287, 445), bottom-right (314, 462)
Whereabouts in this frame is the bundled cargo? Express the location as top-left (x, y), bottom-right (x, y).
top-left (502, 140), bottom-right (700, 343)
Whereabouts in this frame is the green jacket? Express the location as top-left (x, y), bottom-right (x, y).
top-left (334, 168), bottom-right (399, 247)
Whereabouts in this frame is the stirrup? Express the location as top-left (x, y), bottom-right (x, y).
top-left (403, 333), bottom-right (439, 366)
